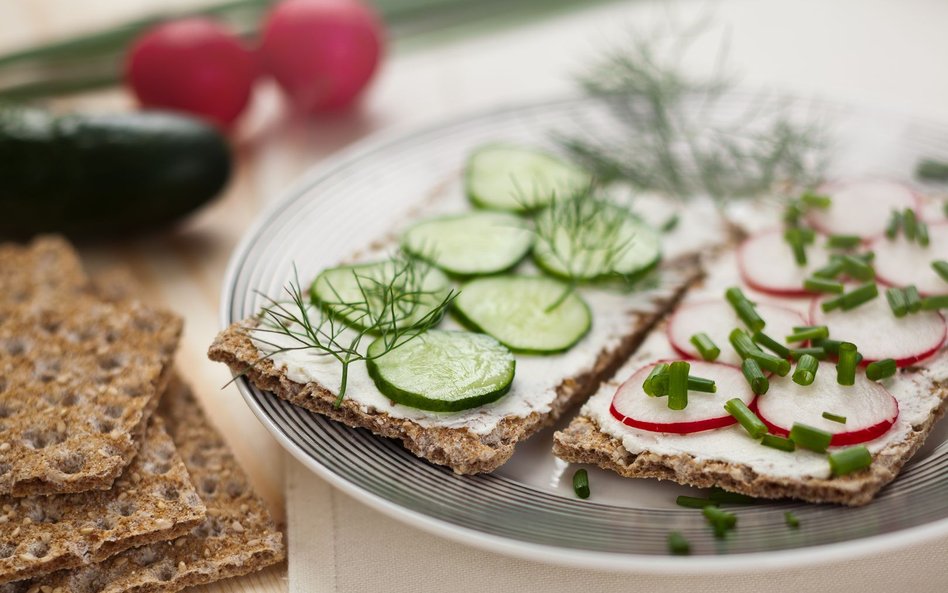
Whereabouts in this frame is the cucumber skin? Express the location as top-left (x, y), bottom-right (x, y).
top-left (0, 106), bottom-right (231, 237)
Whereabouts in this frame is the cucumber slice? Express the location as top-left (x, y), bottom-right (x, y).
top-left (465, 144), bottom-right (591, 212)
top-left (533, 200), bottom-right (662, 281)
top-left (366, 330), bottom-right (515, 412)
top-left (310, 259), bottom-right (451, 332)
top-left (401, 212), bottom-right (534, 276)
top-left (454, 275), bottom-right (592, 353)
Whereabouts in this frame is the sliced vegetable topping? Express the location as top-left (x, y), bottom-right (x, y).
top-left (610, 361), bottom-right (753, 434)
top-left (761, 434), bottom-right (795, 452)
top-left (788, 423), bottom-right (833, 453)
top-left (828, 446), bottom-right (873, 476)
top-left (365, 330), bottom-right (515, 412)
top-left (703, 505), bottom-right (737, 538)
top-left (667, 532), bottom-right (690, 556)
top-left (310, 258), bottom-right (452, 332)
top-left (873, 223), bottom-right (948, 296)
top-left (865, 358), bottom-right (897, 381)
top-left (532, 199), bottom-right (661, 281)
top-left (738, 230), bottom-right (835, 296)
top-left (690, 332), bottom-right (720, 361)
top-left (401, 212), bottom-right (533, 276)
top-left (820, 282), bottom-right (879, 313)
top-left (465, 144), bottom-right (590, 212)
top-left (754, 362), bottom-right (899, 447)
top-left (835, 341), bottom-right (859, 386)
top-left (725, 287), bottom-right (766, 332)
top-left (454, 275), bottom-right (591, 353)
top-left (806, 180), bottom-right (919, 238)
top-left (724, 398), bottom-right (767, 439)
top-left (572, 469), bottom-right (590, 499)
top-left (811, 291), bottom-right (946, 366)
top-left (785, 511), bottom-right (800, 528)
top-left (668, 300), bottom-right (805, 366)
top-left (741, 358), bottom-right (769, 395)
top-left (792, 353), bottom-right (820, 386)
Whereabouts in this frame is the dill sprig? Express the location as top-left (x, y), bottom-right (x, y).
top-left (560, 15), bottom-right (827, 201)
top-left (245, 253), bottom-right (456, 406)
top-left (529, 186), bottom-right (637, 310)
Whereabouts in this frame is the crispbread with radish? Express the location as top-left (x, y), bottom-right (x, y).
top-left (872, 222), bottom-right (948, 296)
top-left (738, 230), bottom-right (832, 296)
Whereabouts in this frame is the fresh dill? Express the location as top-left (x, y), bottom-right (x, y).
top-left (245, 253), bottom-right (456, 405)
top-left (559, 14), bottom-right (827, 201)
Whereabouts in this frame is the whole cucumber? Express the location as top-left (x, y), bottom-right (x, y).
top-left (0, 105), bottom-right (232, 237)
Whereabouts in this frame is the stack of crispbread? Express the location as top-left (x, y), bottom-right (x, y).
top-left (0, 237), bottom-right (284, 593)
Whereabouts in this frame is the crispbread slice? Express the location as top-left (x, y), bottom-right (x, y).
top-left (0, 416), bottom-right (205, 584)
top-left (209, 256), bottom-right (703, 474)
top-left (4, 376), bottom-right (285, 593)
top-left (552, 353), bottom-right (948, 507)
top-left (0, 297), bottom-right (182, 497)
top-left (0, 236), bottom-right (89, 306)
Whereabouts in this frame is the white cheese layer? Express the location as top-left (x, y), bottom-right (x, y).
top-left (582, 251), bottom-right (948, 480)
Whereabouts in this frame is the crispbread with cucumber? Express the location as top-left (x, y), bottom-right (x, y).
top-left (210, 144), bottom-right (728, 474)
top-left (554, 180), bottom-right (948, 505)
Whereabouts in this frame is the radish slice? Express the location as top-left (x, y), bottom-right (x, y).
top-left (668, 300), bottom-right (806, 365)
top-left (610, 361), bottom-right (752, 434)
top-left (754, 362), bottom-right (898, 446)
top-left (806, 180), bottom-right (920, 238)
top-left (738, 230), bottom-right (831, 297)
top-left (810, 292), bottom-right (946, 366)
top-left (872, 223), bottom-right (948, 296)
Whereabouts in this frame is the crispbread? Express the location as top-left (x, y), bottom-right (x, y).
top-left (0, 297), bottom-right (181, 497)
top-left (0, 416), bottom-right (205, 584)
top-left (5, 376), bottom-right (286, 593)
top-left (209, 256), bottom-right (703, 474)
top-left (0, 236), bottom-right (89, 306)
top-left (553, 376), bottom-right (948, 506)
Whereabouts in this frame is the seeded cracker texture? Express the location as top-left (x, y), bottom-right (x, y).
top-left (3, 376), bottom-right (285, 593)
top-left (0, 237), bottom-right (89, 307)
top-left (208, 255), bottom-right (703, 475)
top-left (552, 338), bottom-right (948, 506)
top-left (0, 417), bottom-right (205, 584)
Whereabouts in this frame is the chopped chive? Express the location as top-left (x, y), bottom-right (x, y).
top-left (813, 338), bottom-right (842, 356)
top-left (903, 208), bottom-right (918, 241)
top-left (752, 331), bottom-right (792, 358)
top-left (725, 287), bottom-right (765, 332)
top-left (749, 350), bottom-right (791, 376)
top-left (783, 228), bottom-right (808, 266)
top-left (667, 361), bottom-right (690, 410)
top-left (829, 446), bottom-right (872, 476)
top-left (708, 488), bottom-right (757, 504)
top-left (800, 192), bottom-right (832, 209)
top-left (933, 260), bottom-right (948, 283)
top-left (826, 234), bottom-right (861, 249)
top-left (702, 505), bottom-right (737, 538)
top-left (916, 158), bottom-right (948, 181)
top-left (886, 287), bottom-right (909, 318)
top-left (783, 201), bottom-right (802, 226)
top-left (687, 376), bottom-right (717, 393)
top-left (822, 411), bottom-right (847, 424)
top-left (690, 332), bottom-right (720, 362)
top-left (729, 328), bottom-right (761, 359)
top-left (724, 398), bottom-right (768, 439)
top-left (885, 209), bottom-right (903, 240)
top-left (905, 285), bottom-right (922, 312)
top-left (790, 346), bottom-right (827, 360)
top-left (789, 422), bottom-right (833, 453)
top-left (834, 282), bottom-right (879, 311)
top-left (643, 363), bottom-right (669, 397)
top-left (917, 221), bottom-right (930, 247)
top-left (866, 358), bottom-right (897, 381)
top-left (676, 495), bottom-right (714, 509)
top-left (792, 353), bottom-right (820, 386)
top-left (761, 434), bottom-right (796, 452)
top-left (784, 511), bottom-right (800, 529)
top-left (839, 254), bottom-right (875, 281)
top-left (821, 294), bottom-right (843, 312)
top-left (813, 259), bottom-right (845, 279)
top-left (661, 214), bottom-right (680, 232)
top-left (667, 531), bottom-right (690, 555)
top-left (741, 358), bottom-right (769, 395)
top-left (804, 276), bottom-right (845, 294)
top-left (786, 325), bottom-right (829, 343)
top-left (836, 341), bottom-right (858, 386)
top-left (922, 295), bottom-right (948, 310)
top-left (572, 469), bottom-right (590, 499)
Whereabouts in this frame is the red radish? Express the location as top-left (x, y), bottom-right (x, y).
top-left (738, 230), bottom-right (832, 297)
top-left (260, 0), bottom-right (383, 112)
top-left (872, 223), bottom-right (948, 296)
top-left (668, 300), bottom-right (805, 365)
top-left (810, 292), bottom-right (946, 366)
top-left (610, 361), bottom-right (753, 434)
top-left (754, 362), bottom-right (898, 446)
top-left (125, 18), bottom-right (256, 128)
top-left (806, 180), bottom-right (920, 238)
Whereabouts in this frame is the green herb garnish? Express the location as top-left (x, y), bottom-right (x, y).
top-left (572, 468), bottom-right (590, 499)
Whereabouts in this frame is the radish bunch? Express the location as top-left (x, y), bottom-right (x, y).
top-left (125, 0), bottom-right (383, 128)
